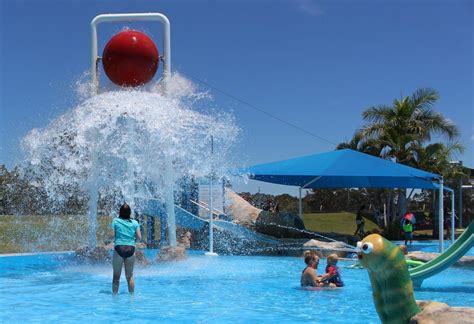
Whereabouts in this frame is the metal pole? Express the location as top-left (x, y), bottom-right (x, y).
top-left (298, 187), bottom-right (302, 219)
top-left (91, 24), bottom-right (99, 94)
top-left (459, 178), bottom-right (463, 228)
top-left (205, 136), bottom-right (217, 256)
top-left (451, 190), bottom-right (455, 244)
top-left (439, 178), bottom-right (444, 253)
top-left (164, 155), bottom-right (177, 247)
top-left (91, 13), bottom-right (171, 94)
top-left (208, 177), bottom-right (214, 250)
top-left (222, 178), bottom-right (226, 214)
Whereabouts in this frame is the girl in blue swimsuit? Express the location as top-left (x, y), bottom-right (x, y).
top-left (111, 203), bottom-right (142, 295)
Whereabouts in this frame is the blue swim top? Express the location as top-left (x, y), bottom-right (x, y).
top-left (325, 264), bottom-right (344, 287)
top-left (112, 218), bottom-right (139, 246)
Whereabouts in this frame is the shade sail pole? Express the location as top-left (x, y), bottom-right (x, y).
top-left (459, 178), bottom-right (463, 228)
top-left (297, 177), bottom-right (321, 220)
top-left (298, 187), bottom-right (302, 219)
top-left (439, 178), bottom-right (444, 253)
top-left (451, 190), bottom-right (455, 244)
top-left (302, 176), bottom-right (322, 189)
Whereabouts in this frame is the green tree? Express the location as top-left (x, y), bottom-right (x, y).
top-left (415, 142), bottom-right (465, 177)
top-left (336, 132), bottom-right (382, 157)
top-left (415, 142), bottom-right (467, 236)
top-left (360, 88), bottom-right (458, 164)
top-left (339, 88), bottom-right (462, 229)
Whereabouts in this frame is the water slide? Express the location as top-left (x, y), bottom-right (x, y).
top-left (409, 221), bottom-right (473, 288)
top-left (137, 198), bottom-right (279, 245)
top-left (212, 219), bottom-right (279, 244)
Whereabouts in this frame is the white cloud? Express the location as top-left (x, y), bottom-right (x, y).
top-left (292, 0), bottom-right (326, 16)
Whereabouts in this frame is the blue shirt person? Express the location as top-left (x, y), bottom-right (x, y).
top-left (111, 203), bottom-right (142, 295)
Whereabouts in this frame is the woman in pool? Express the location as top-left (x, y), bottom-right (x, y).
top-left (301, 251), bottom-right (321, 287)
top-left (111, 203), bottom-right (142, 295)
top-left (300, 251), bottom-right (335, 287)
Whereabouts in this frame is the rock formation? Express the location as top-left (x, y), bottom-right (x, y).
top-left (156, 246), bottom-right (187, 261)
top-left (303, 239), bottom-right (350, 257)
top-left (75, 245), bottom-right (150, 265)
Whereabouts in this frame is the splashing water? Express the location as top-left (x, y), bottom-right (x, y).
top-left (21, 73), bottom-right (240, 247)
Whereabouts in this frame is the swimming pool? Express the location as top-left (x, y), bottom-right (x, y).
top-left (394, 240), bottom-right (474, 255)
top-left (1, 250), bottom-right (473, 322)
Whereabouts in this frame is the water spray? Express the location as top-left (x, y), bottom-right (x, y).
top-left (205, 136), bottom-right (218, 256)
top-left (22, 13), bottom-right (239, 256)
top-left (89, 13), bottom-right (178, 250)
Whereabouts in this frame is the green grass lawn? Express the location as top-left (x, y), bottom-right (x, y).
top-left (0, 214), bottom-right (165, 254)
top-left (0, 214), bottom-right (113, 254)
top-left (1, 212), bottom-right (380, 254)
top-left (303, 212), bottom-right (380, 235)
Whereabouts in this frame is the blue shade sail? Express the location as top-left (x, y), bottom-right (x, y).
top-left (243, 149), bottom-right (440, 189)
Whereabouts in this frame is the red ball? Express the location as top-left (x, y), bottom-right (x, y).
top-left (102, 30), bottom-right (159, 87)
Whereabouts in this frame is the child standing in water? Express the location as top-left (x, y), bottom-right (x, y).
top-left (111, 203), bottom-right (142, 295)
top-left (323, 254), bottom-right (344, 287)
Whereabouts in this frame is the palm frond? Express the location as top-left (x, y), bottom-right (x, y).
top-left (362, 105), bottom-right (393, 123)
top-left (419, 111), bottom-right (459, 140)
top-left (410, 88), bottom-right (439, 111)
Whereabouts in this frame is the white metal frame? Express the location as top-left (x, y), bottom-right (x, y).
top-left (438, 179), bottom-right (461, 252)
top-left (89, 13), bottom-right (176, 248)
top-left (90, 13), bottom-right (171, 94)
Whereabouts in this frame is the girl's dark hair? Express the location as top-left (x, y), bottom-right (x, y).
top-left (119, 203), bottom-right (132, 219)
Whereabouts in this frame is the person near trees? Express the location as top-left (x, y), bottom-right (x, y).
top-left (402, 217), bottom-right (414, 245)
top-left (444, 208), bottom-right (452, 240)
top-left (354, 205), bottom-right (366, 237)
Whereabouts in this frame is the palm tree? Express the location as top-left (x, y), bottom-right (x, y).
top-left (336, 131), bottom-right (382, 157)
top-left (415, 142), bottom-right (466, 236)
top-left (416, 142), bottom-right (465, 176)
top-left (360, 88), bottom-right (458, 164)
top-left (362, 88), bottom-right (459, 147)
top-left (345, 88), bottom-right (461, 227)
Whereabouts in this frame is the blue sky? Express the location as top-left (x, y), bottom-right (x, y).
top-left (0, 0), bottom-right (472, 195)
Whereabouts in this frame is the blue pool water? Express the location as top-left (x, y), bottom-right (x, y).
top-left (1, 250), bottom-right (473, 323)
top-left (393, 240), bottom-right (474, 255)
